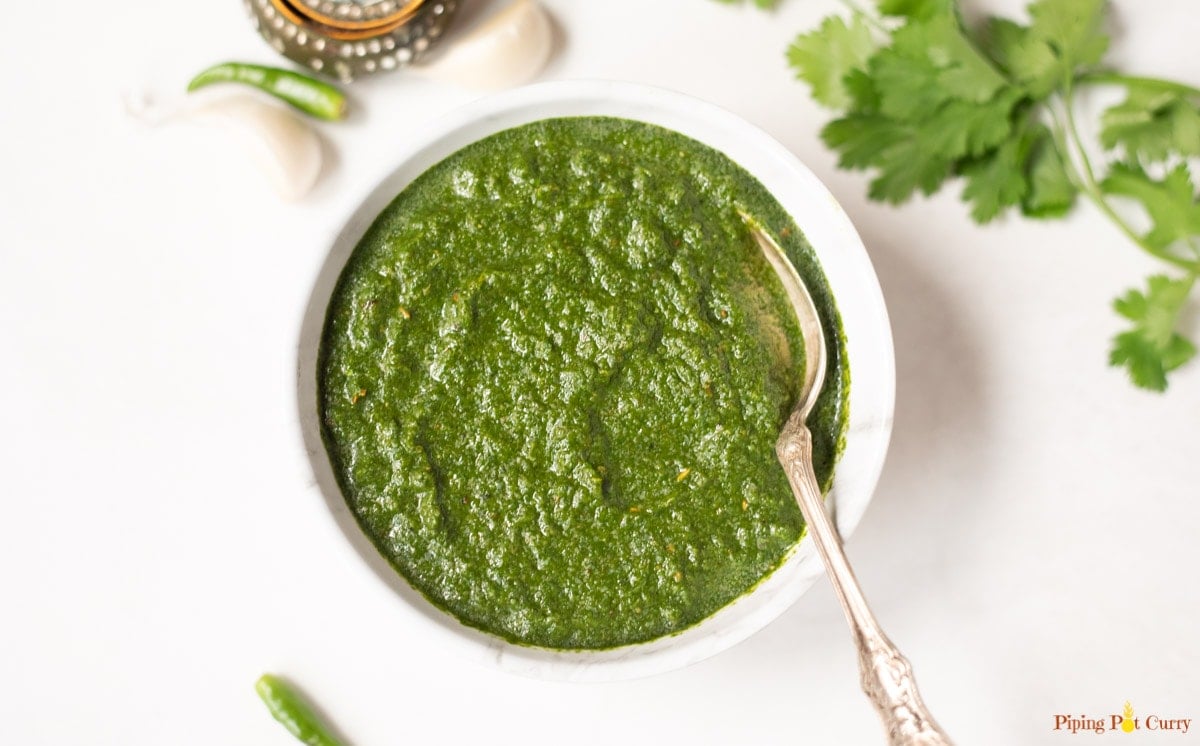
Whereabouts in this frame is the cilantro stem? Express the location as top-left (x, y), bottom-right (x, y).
top-left (1062, 82), bottom-right (1101, 188)
top-left (1076, 71), bottom-right (1200, 99)
top-left (1057, 85), bottom-right (1200, 273)
top-left (836, 0), bottom-right (869, 15)
top-left (836, 0), bottom-right (888, 32)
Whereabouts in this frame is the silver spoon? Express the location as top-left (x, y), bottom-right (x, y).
top-left (743, 213), bottom-right (953, 746)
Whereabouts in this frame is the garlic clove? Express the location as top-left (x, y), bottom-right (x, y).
top-left (418, 0), bottom-right (554, 91)
top-left (191, 93), bottom-right (323, 202)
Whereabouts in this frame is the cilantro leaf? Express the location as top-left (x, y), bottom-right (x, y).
top-left (983, 0), bottom-right (1108, 97)
top-left (866, 144), bottom-right (956, 203)
top-left (1024, 0), bottom-right (1109, 80)
top-left (820, 114), bottom-right (902, 170)
top-left (787, 14), bottom-right (878, 110)
top-left (959, 122), bottom-right (1079, 223)
top-left (881, 14), bottom-right (1008, 114)
top-left (821, 114), bottom-right (955, 202)
top-left (1100, 87), bottom-right (1200, 162)
top-left (868, 47), bottom-right (950, 121)
top-left (1110, 275), bottom-right (1198, 391)
top-left (1101, 163), bottom-right (1200, 251)
top-left (981, 18), bottom-right (1060, 98)
top-left (843, 68), bottom-right (882, 112)
top-left (924, 90), bottom-right (1021, 159)
top-left (1021, 126), bottom-right (1077, 218)
top-left (960, 129), bottom-right (1033, 223)
top-left (877, 0), bottom-right (953, 20)
top-left (822, 90), bottom-right (1017, 205)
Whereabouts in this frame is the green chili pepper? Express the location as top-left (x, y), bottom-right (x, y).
top-left (255, 673), bottom-right (346, 746)
top-left (188, 63), bottom-right (347, 121)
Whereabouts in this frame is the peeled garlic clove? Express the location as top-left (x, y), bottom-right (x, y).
top-left (419, 0), bottom-right (553, 90)
top-left (191, 93), bottom-right (323, 201)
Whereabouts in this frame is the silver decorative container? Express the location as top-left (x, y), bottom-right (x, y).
top-left (246, 0), bottom-right (458, 82)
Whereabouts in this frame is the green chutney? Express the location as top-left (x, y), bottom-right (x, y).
top-left (318, 117), bottom-right (848, 649)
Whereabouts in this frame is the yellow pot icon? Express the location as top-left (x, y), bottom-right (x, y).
top-left (1122, 702), bottom-right (1136, 733)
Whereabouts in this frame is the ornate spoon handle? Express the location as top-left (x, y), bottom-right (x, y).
top-left (777, 414), bottom-right (953, 746)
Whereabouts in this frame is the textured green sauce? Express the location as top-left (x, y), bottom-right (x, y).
top-left (319, 117), bottom-right (848, 649)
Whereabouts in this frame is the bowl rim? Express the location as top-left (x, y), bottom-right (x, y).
top-left (297, 79), bottom-right (896, 682)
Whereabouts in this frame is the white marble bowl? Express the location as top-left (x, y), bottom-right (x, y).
top-left (301, 80), bottom-right (895, 681)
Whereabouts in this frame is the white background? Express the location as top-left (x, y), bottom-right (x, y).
top-left (2, 0), bottom-right (1197, 743)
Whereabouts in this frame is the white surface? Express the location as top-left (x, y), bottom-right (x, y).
top-left (296, 80), bottom-right (895, 681)
top-left (1, 0), bottom-right (1197, 744)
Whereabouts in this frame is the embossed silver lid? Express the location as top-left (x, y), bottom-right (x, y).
top-left (246, 0), bottom-right (458, 82)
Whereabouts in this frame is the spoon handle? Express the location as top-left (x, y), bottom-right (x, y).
top-left (777, 415), bottom-right (954, 746)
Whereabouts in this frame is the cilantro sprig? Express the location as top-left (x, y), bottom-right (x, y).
top-left (787, 0), bottom-right (1200, 391)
